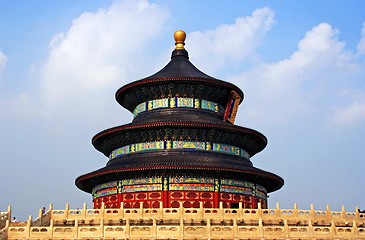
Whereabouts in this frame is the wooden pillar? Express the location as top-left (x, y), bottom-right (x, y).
top-left (213, 178), bottom-right (220, 208)
top-left (117, 193), bottom-right (123, 208)
top-left (213, 192), bottom-right (219, 208)
top-left (163, 177), bottom-right (169, 208)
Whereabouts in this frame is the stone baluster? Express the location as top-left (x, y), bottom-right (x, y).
top-left (99, 218), bottom-right (104, 238)
top-left (308, 219), bottom-right (314, 238)
top-left (152, 218), bottom-right (157, 238)
top-left (326, 204), bottom-right (331, 222)
top-left (352, 219), bottom-right (358, 238)
top-left (330, 219), bottom-right (336, 238)
top-left (238, 202), bottom-right (243, 219)
top-left (233, 218), bottom-right (238, 239)
top-left (38, 207), bottom-right (43, 225)
top-left (258, 218), bottom-right (264, 238)
top-left (198, 202), bottom-right (203, 219)
top-left (206, 218), bottom-right (211, 239)
top-left (120, 202), bottom-right (124, 218)
top-left (65, 203), bottom-right (70, 219)
top-left (257, 202), bottom-right (263, 219)
top-left (219, 202), bottom-right (224, 219)
top-left (309, 204), bottom-right (315, 222)
top-left (179, 217), bottom-right (184, 239)
top-left (7, 206), bottom-right (11, 224)
top-left (125, 218), bottom-right (130, 238)
top-left (275, 202), bottom-right (281, 219)
top-left (48, 203), bottom-right (53, 220)
top-left (25, 215), bottom-right (32, 239)
top-left (341, 205), bottom-right (347, 219)
top-left (82, 203), bottom-right (87, 219)
top-left (293, 203), bottom-right (299, 220)
top-left (74, 216), bottom-right (78, 239)
top-left (49, 219), bottom-right (54, 238)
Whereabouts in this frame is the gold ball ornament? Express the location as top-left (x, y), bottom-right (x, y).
top-left (174, 30), bottom-right (186, 49)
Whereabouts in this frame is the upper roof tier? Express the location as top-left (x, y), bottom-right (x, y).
top-left (116, 30), bottom-right (244, 113)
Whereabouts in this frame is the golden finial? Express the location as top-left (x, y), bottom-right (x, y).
top-left (174, 30), bottom-right (186, 50)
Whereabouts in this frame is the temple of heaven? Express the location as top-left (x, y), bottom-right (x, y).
top-left (75, 30), bottom-right (284, 210)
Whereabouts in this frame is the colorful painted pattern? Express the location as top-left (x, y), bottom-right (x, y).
top-left (220, 185), bottom-right (253, 195)
top-left (133, 97), bottom-right (224, 117)
top-left (213, 143), bottom-right (240, 156)
top-left (221, 179), bottom-right (255, 188)
top-left (201, 100), bottom-right (218, 112)
top-left (109, 141), bottom-right (250, 160)
top-left (152, 98), bottom-right (169, 109)
top-left (122, 184), bottom-right (162, 193)
top-left (220, 179), bottom-right (267, 199)
top-left (256, 190), bottom-right (267, 199)
top-left (92, 177), bottom-right (266, 200)
top-left (170, 184), bottom-right (214, 191)
top-left (110, 146), bottom-right (129, 159)
top-left (177, 98), bottom-right (194, 108)
top-left (169, 176), bottom-right (214, 184)
top-left (93, 181), bottom-right (118, 192)
top-left (133, 102), bottom-right (146, 116)
top-left (94, 188), bottom-right (118, 198)
top-left (121, 177), bottom-right (162, 185)
top-left (135, 141), bottom-right (164, 152)
top-left (172, 141), bottom-right (205, 150)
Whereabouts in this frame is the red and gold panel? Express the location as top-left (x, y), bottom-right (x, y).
top-left (92, 177), bottom-right (268, 209)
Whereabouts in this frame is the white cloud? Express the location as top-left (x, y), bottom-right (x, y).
top-left (229, 23), bottom-right (360, 126)
top-left (187, 7), bottom-right (275, 74)
top-left (0, 93), bottom-right (41, 120)
top-left (331, 89), bottom-right (365, 128)
top-left (332, 101), bottom-right (365, 127)
top-left (39, 0), bottom-right (168, 120)
top-left (357, 22), bottom-right (365, 55)
top-left (0, 51), bottom-right (7, 74)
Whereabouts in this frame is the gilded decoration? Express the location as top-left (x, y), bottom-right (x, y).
top-left (224, 90), bottom-right (242, 124)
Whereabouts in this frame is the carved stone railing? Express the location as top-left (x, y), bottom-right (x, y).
top-left (32, 204), bottom-right (53, 227)
top-left (0, 206), bottom-right (11, 240)
top-left (0, 206), bottom-right (11, 229)
top-left (4, 203), bottom-right (365, 239)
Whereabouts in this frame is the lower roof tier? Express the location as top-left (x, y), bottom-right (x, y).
top-left (75, 150), bottom-right (284, 194)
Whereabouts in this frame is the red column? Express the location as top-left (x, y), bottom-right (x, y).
top-left (118, 193), bottom-right (123, 208)
top-left (213, 192), bottom-right (219, 208)
top-left (252, 196), bottom-right (257, 209)
top-left (163, 191), bottom-right (169, 208)
top-left (162, 177), bottom-right (169, 208)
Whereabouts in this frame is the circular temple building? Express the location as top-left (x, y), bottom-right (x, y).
top-left (75, 30), bottom-right (284, 209)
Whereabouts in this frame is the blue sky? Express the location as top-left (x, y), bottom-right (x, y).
top-left (0, 0), bottom-right (364, 219)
